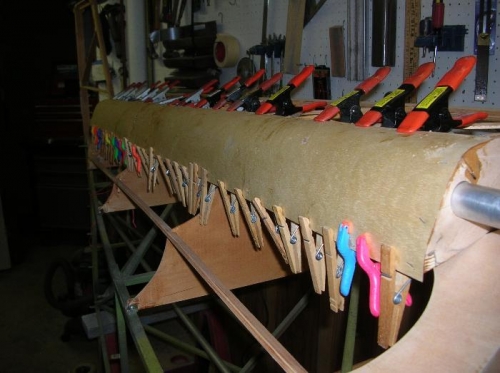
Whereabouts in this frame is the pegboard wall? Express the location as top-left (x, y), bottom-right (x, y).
top-left (147, 0), bottom-right (500, 109)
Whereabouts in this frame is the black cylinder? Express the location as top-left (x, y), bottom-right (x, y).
top-left (372, 0), bottom-right (397, 67)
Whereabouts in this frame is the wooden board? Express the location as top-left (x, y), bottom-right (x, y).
top-left (356, 231), bottom-right (500, 372)
top-left (133, 191), bottom-right (291, 309)
top-left (91, 100), bottom-right (500, 280)
top-left (101, 168), bottom-right (177, 213)
top-left (283, 0), bottom-right (306, 74)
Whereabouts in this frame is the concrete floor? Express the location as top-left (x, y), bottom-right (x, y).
top-left (0, 241), bottom-right (101, 373)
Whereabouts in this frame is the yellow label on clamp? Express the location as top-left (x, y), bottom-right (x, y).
top-left (269, 85), bottom-right (291, 101)
top-left (416, 86), bottom-right (448, 110)
top-left (374, 89), bottom-right (406, 108)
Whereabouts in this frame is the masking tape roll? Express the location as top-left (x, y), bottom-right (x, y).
top-left (213, 33), bottom-right (240, 68)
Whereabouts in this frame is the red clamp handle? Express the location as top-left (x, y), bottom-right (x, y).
top-left (222, 76), bottom-right (241, 91)
top-left (355, 66), bottom-right (391, 94)
top-left (436, 56), bottom-right (476, 91)
top-left (260, 72), bottom-right (283, 92)
top-left (255, 102), bottom-right (274, 115)
top-left (201, 79), bottom-right (219, 93)
top-left (397, 111), bottom-right (430, 134)
top-left (313, 105), bottom-right (341, 122)
top-left (356, 110), bottom-right (383, 127)
top-left (244, 69), bottom-right (266, 88)
top-left (455, 112), bottom-right (489, 128)
top-left (301, 101), bottom-right (327, 113)
top-left (403, 62), bottom-right (435, 88)
top-left (288, 65), bottom-right (315, 88)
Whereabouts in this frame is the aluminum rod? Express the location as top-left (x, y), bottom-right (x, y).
top-left (91, 156), bottom-right (307, 373)
top-left (451, 182), bottom-right (500, 230)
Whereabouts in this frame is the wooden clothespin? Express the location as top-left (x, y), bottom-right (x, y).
top-left (322, 227), bottom-right (345, 312)
top-left (298, 217), bottom-right (326, 294)
top-left (234, 189), bottom-right (264, 249)
top-left (172, 161), bottom-right (186, 207)
top-left (272, 206), bottom-right (302, 274)
top-left (164, 158), bottom-right (179, 196)
top-left (155, 155), bottom-right (174, 195)
top-left (147, 147), bottom-right (157, 192)
top-left (188, 163), bottom-right (200, 215)
top-left (253, 198), bottom-right (288, 264)
top-left (138, 147), bottom-right (149, 178)
top-left (181, 165), bottom-right (190, 207)
top-left (378, 244), bottom-right (412, 349)
top-left (123, 138), bottom-right (134, 172)
top-left (200, 172), bottom-right (216, 225)
top-left (218, 181), bottom-right (239, 236)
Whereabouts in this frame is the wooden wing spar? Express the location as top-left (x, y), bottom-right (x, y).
top-left (91, 99), bottom-right (499, 282)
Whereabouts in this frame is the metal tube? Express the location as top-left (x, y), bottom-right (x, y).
top-left (451, 182), bottom-right (500, 230)
top-left (372, 0), bottom-right (397, 67)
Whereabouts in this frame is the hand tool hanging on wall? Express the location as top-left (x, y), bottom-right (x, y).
top-left (255, 65), bottom-right (315, 115)
top-left (195, 76), bottom-right (240, 108)
top-left (474, 0), bottom-right (495, 102)
top-left (226, 72), bottom-right (283, 112)
top-left (356, 62), bottom-right (434, 128)
top-left (212, 69), bottom-right (265, 109)
top-left (398, 56), bottom-right (488, 133)
top-left (314, 67), bottom-right (391, 123)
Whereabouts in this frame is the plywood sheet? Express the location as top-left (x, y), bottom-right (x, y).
top-left (134, 192), bottom-right (291, 309)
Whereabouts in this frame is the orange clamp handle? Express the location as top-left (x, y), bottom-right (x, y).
top-left (255, 102), bottom-right (274, 115)
top-left (261, 72), bottom-right (283, 92)
top-left (455, 112), bottom-right (489, 128)
top-left (436, 56), bottom-right (476, 91)
top-left (222, 76), bottom-right (241, 91)
top-left (288, 65), bottom-right (315, 88)
top-left (302, 101), bottom-right (327, 113)
top-left (313, 105), bottom-right (341, 122)
top-left (355, 66), bottom-right (391, 94)
top-left (356, 110), bottom-right (383, 127)
top-left (244, 69), bottom-right (266, 87)
top-left (397, 111), bottom-right (430, 134)
top-left (403, 62), bottom-right (435, 88)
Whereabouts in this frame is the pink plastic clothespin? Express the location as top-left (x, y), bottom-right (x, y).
top-left (356, 234), bottom-right (412, 318)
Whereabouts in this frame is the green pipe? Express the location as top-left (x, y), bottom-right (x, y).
top-left (341, 270), bottom-right (361, 372)
top-left (143, 325), bottom-right (241, 372)
top-left (173, 303), bottom-right (231, 373)
top-left (240, 290), bottom-right (312, 372)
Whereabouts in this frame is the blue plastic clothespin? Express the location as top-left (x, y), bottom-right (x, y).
top-left (337, 221), bottom-right (357, 297)
top-left (96, 128), bottom-right (103, 150)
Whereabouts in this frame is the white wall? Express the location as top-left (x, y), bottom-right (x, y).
top-left (102, 0), bottom-right (500, 109)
